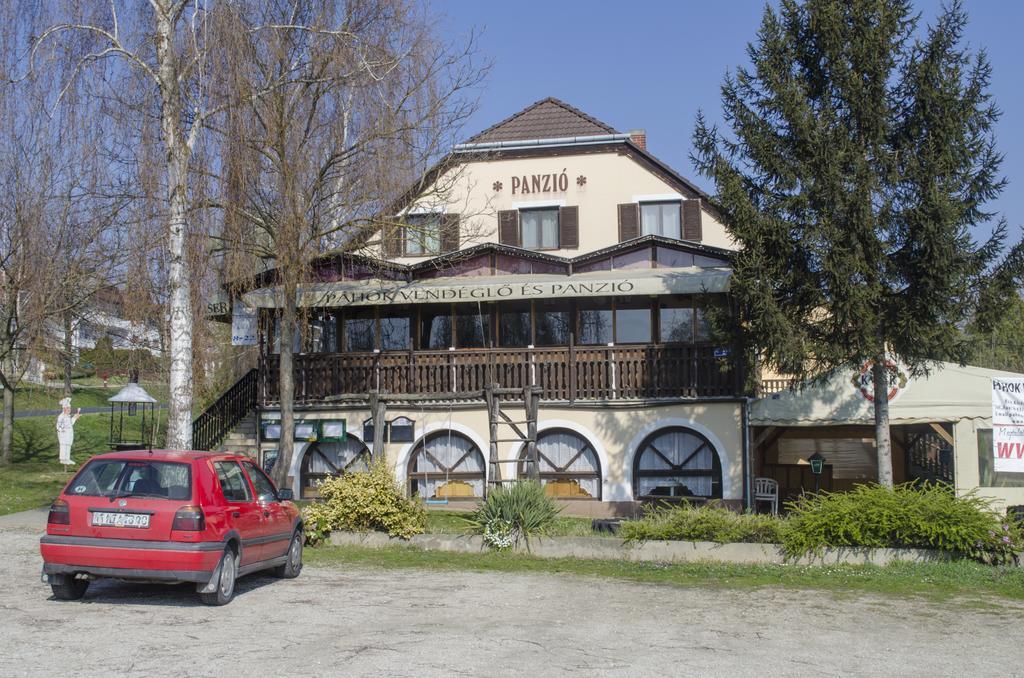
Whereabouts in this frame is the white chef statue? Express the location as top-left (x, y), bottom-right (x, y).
top-left (56, 398), bottom-right (81, 467)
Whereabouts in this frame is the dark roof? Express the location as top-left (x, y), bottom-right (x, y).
top-left (466, 97), bottom-right (619, 143)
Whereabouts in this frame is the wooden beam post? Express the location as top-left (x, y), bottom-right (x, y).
top-left (525, 385), bottom-right (540, 480)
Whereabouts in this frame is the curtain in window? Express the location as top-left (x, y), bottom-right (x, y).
top-left (636, 428), bottom-right (717, 498)
top-left (405, 214), bottom-right (441, 255)
top-left (531, 430), bottom-right (600, 497)
top-left (419, 306), bottom-right (452, 349)
top-left (521, 209), bottom-right (559, 249)
top-left (409, 433), bottom-right (485, 498)
top-left (305, 440), bottom-right (370, 475)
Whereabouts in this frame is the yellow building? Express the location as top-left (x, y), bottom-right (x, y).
top-left (216, 98), bottom-right (750, 515)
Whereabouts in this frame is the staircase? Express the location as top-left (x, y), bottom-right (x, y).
top-left (217, 413), bottom-right (259, 456)
top-left (191, 368), bottom-right (259, 451)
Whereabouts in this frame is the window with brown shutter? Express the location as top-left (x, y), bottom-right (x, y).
top-left (440, 214), bottom-right (460, 253)
top-left (382, 221), bottom-right (402, 258)
top-left (618, 203), bottom-right (639, 242)
top-left (498, 210), bottom-right (520, 247)
top-left (559, 206), bottom-right (579, 249)
top-left (682, 199), bottom-right (702, 241)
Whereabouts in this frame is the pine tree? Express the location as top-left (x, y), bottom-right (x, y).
top-left (693, 0), bottom-right (1023, 487)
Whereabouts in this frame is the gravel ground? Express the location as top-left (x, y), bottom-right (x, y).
top-left (3, 525), bottom-right (1023, 678)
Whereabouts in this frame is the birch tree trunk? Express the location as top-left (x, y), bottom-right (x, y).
top-left (154, 6), bottom-right (194, 450)
top-left (873, 358), bottom-right (894, 488)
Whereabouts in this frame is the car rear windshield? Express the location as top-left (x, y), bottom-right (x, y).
top-left (68, 459), bottom-right (192, 501)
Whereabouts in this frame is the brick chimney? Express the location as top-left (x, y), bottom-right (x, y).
top-left (628, 129), bottom-right (647, 150)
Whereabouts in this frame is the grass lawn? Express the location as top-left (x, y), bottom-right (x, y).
top-left (0, 459), bottom-right (73, 515)
top-left (9, 381), bottom-right (170, 412)
top-left (426, 510), bottom-right (604, 538)
top-left (0, 411), bottom-right (167, 515)
top-left (305, 543), bottom-right (1024, 601)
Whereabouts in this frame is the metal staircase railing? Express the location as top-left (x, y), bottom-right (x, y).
top-left (192, 368), bottom-right (258, 451)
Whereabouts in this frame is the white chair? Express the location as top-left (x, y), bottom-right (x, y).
top-left (753, 477), bottom-right (779, 515)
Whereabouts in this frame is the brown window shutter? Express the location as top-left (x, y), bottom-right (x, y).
top-left (440, 214), bottom-right (460, 253)
top-left (382, 221), bottom-right (403, 258)
top-left (498, 210), bottom-right (520, 247)
top-left (618, 203), bottom-right (639, 241)
top-left (559, 206), bottom-right (579, 249)
top-left (682, 199), bottom-right (702, 241)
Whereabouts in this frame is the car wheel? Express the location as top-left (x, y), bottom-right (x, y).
top-left (200, 547), bottom-right (237, 606)
top-left (272, 531), bottom-right (303, 579)
top-left (50, 574), bottom-right (89, 601)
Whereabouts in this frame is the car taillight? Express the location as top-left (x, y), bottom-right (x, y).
top-left (172, 506), bottom-right (205, 531)
top-left (48, 499), bottom-right (70, 525)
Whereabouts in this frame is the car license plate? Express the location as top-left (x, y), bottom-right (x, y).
top-left (91, 512), bottom-right (150, 528)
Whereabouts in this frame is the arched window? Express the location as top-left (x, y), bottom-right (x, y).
top-left (407, 431), bottom-right (486, 500)
top-left (518, 429), bottom-right (601, 499)
top-left (633, 427), bottom-right (722, 500)
top-left (300, 439), bottom-right (370, 499)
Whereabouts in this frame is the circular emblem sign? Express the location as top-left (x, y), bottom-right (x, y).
top-left (852, 358), bottom-right (909, 403)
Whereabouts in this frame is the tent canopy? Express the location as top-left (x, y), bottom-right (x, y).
top-left (751, 362), bottom-right (1024, 426)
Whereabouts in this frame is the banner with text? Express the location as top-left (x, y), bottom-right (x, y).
top-left (992, 378), bottom-right (1024, 473)
top-left (231, 300), bottom-right (258, 346)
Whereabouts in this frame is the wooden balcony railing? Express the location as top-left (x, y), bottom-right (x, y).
top-left (259, 345), bottom-right (743, 405)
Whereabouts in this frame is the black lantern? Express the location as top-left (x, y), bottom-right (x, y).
top-left (807, 451), bottom-right (826, 493)
top-left (108, 382), bottom-right (158, 451)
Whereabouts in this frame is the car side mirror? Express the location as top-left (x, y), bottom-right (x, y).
top-left (277, 488), bottom-right (294, 501)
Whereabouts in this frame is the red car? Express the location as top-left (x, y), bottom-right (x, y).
top-left (40, 450), bottom-right (303, 605)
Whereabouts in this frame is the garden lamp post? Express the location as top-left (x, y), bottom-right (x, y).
top-left (808, 451), bottom-right (826, 494)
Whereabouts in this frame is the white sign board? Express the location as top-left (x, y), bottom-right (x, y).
top-left (991, 378), bottom-right (1024, 473)
top-left (231, 300), bottom-right (258, 346)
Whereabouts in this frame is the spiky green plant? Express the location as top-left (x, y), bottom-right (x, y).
top-left (469, 481), bottom-right (562, 550)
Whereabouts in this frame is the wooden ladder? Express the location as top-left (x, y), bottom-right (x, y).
top-left (484, 384), bottom-right (539, 491)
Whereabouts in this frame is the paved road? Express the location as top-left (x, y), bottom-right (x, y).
top-left (2, 518), bottom-right (1021, 677)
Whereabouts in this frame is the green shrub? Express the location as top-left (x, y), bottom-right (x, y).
top-left (620, 502), bottom-right (787, 544)
top-left (301, 459), bottom-right (426, 544)
top-left (469, 481), bottom-right (562, 549)
top-left (781, 483), bottom-right (1022, 563)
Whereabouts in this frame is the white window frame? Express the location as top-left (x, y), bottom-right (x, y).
top-left (519, 207), bottom-right (560, 251)
top-left (639, 201), bottom-right (682, 239)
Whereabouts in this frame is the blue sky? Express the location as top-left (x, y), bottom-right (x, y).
top-left (439, 0), bottom-right (1024, 242)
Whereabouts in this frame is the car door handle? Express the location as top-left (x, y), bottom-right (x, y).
top-left (232, 512), bottom-right (240, 518)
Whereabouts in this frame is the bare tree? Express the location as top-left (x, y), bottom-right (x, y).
top-left (30, 1), bottom-right (241, 448)
top-left (214, 0), bottom-right (485, 487)
top-left (0, 3), bottom-right (128, 463)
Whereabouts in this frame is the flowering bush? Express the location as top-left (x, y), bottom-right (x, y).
top-left (302, 459), bottom-right (426, 544)
top-left (482, 519), bottom-right (516, 550)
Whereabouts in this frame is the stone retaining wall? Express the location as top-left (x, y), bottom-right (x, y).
top-left (328, 531), bottom-right (951, 566)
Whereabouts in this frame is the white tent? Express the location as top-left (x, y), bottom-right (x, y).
top-left (750, 361), bottom-right (1024, 509)
top-left (751, 362), bottom-right (1022, 426)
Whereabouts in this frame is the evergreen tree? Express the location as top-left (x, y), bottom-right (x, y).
top-left (966, 293), bottom-right (1024, 373)
top-left (693, 0), bottom-right (1023, 487)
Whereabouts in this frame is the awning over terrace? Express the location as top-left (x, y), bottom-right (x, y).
top-left (751, 361), bottom-right (1023, 426)
top-left (242, 266), bottom-right (732, 308)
